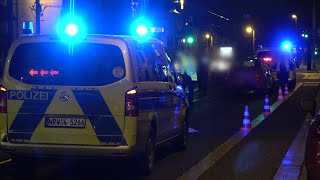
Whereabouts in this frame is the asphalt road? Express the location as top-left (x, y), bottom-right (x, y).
top-left (199, 84), bottom-right (320, 180)
top-left (0, 80), bottom-right (280, 180)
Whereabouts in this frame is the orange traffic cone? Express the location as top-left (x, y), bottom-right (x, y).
top-left (263, 95), bottom-right (271, 117)
top-left (241, 105), bottom-right (251, 130)
top-left (284, 84), bottom-right (289, 97)
top-left (277, 87), bottom-right (283, 102)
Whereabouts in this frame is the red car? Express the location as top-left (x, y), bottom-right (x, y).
top-left (305, 114), bottom-right (320, 179)
top-left (225, 58), bottom-right (274, 93)
top-left (300, 100), bottom-right (320, 179)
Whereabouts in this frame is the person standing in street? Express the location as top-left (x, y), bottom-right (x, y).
top-left (182, 71), bottom-right (194, 108)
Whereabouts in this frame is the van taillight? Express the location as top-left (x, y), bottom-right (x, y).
top-left (125, 87), bottom-right (138, 117)
top-left (0, 85), bottom-right (7, 113)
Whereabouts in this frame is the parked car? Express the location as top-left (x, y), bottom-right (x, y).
top-left (256, 49), bottom-right (297, 90)
top-left (225, 58), bottom-right (274, 93)
top-left (300, 98), bottom-right (320, 180)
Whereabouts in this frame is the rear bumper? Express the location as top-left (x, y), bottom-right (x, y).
top-left (273, 78), bottom-right (296, 83)
top-left (0, 142), bottom-right (136, 158)
top-left (225, 80), bottom-right (263, 90)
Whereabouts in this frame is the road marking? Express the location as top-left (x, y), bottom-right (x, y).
top-left (273, 119), bottom-right (310, 180)
top-left (177, 83), bottom-right (303, 180)
top-left (0, 159), bottom-right (12, 165)
top-left (188, 128), bottom-right (198, 133)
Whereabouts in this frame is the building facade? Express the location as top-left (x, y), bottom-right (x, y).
top-left (0, 0), bottom-right (62, 55)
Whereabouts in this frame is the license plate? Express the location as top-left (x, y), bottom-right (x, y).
top-left (45, 117), bottom-right (86, 128)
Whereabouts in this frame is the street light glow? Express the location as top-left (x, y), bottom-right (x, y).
top-left (292, 14), bottom-right (297, 19)
top-left (246, 26), bottom-right (253, 34)
top-left (180, 0), bottom-right (184, 9)
top-left (205, 33), bottom-right (210, 39)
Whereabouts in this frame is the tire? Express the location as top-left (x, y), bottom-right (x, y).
top-left (175, 112), bottom-right (189, 150)
top-left (260, 76), bottom-right (275, 95)
top-left (139, 127), bottom-right (156, 175)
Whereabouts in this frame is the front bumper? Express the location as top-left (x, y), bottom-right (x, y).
top-left (0, 142), bottom-right (135, 158)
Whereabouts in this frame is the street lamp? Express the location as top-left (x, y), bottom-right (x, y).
top-left (292, 14), bottom-right (297, 19)
top-left (291, 14), bottom-right (298, 28)
top-left (246, 26), bottom-right (253, 34)
top-left (246, 26), bottom-right (255, 56)
top-left (205, 33), bottom-right (210, 39)
top-left (205, 33), bottom-right (212, 48)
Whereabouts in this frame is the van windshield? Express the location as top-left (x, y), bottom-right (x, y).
top-left (9, 42), bottom-right (126, 86)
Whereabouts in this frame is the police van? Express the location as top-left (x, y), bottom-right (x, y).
top-left (0, 34), bottom-right (189, 173)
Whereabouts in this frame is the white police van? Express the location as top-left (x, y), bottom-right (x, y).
top-left (0, 34), bottom-right (189, 173)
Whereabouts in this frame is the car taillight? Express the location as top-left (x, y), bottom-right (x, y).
top-left (263, 57), bottom-right (272, 62)
top-left (0, 85), bottom-right (7, 113)
top-left (125, 87), bottom-right (138, 117)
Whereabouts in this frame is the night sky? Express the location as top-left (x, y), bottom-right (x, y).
top-left (187, 0), bottom-right (315, 47)
top-left (69, 0), bottom-right (316, 51)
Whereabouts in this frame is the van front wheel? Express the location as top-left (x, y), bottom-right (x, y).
top-left (175, 114), bottom-right (189, 150)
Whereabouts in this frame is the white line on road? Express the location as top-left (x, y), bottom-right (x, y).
top-left (177, 83), bottom-right (303, 180)
top-left (273, 119), bottom-right (310, 180)
top-left (0, 159), bottom-right (12, 165)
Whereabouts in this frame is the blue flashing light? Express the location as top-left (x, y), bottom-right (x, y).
top-left (131, 18), bottom-right (152, 38)
top-left (281, 41), bottom-right (292, 51)
top-left (136, 25), bottom-right (148, 36)
top-left (57, 14), bottom-right (87, 42)
top-left (284, 43), bottom-right (291, 49)
top-left (65, 23), bottom-right (79, 36)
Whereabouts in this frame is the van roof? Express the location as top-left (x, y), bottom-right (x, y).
top-left (17, 34), bottom-right (164, 46)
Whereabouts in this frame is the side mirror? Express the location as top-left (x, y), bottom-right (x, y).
top-left (299, 98), bottom-right (317, 117)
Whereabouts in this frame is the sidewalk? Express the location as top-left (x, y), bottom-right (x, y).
top-left (296, 65), bottom-right (320, 73)
top-left (297, 66), bottom-right (320, 83)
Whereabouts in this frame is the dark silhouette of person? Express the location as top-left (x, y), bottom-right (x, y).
top-left (182, 72), bottom-right (194, 107)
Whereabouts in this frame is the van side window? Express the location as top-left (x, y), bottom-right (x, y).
top-left (163, 47), bottom-right (177, 84)
top-left (136, 51), bottom-right (156, 81)
top-left (136, 43), bottom-right (177, 83)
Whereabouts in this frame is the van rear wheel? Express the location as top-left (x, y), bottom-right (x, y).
top-left (139, 128), bottom-right (156, 175)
